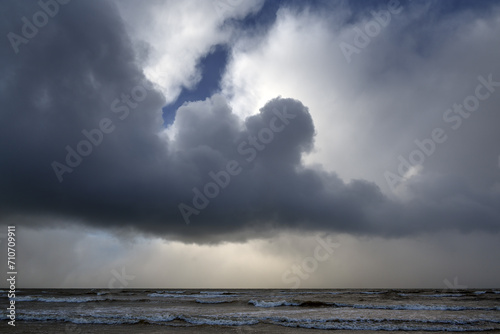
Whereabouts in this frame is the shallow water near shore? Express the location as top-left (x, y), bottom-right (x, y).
top-left (2, 288), bottom-right (500, 332)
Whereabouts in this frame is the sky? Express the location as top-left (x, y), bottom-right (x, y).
top-left (1, 0), bottom-right (500, 289)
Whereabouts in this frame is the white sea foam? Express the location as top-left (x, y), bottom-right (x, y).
top-left (262, 315), bottom-right (500, 331)
top-left (19, 310), bottom-right (500, 329)
top-left (147, 292), bottom-right (185, 298)
top-left (16, 296), bottom-right (106, 303)
top-left (359, 291), bottom-right (387, 294)
top-left (280, 321), bottom-right (491, 331)
top-left (248, 300), bottom-right (301, 307)
top-left (180, 316), bottom-right (258, 326)
top-left (137, 314), bottom-right (177, 323)
top-left (20, 311), bottom-right (177, 325)
top-left (339, 303), bottom-right (495, 311)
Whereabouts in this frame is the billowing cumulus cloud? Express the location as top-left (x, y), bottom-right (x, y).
top-left (221, 0), bottom-right (500, 194)
top-left (1, 0), bottom-right (500, 247)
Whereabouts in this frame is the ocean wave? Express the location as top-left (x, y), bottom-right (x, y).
top-left (15, 295), bottom-right (153, 303)
top-left (148, 291), bottom-right (234, 299)
top-left (180, 316), bottom-right (258, 326)
top-left (399, 293), bottom-right (464, 298)
top-left (281, 322), bottom-right (497, 331)
top-left (335, 303), bottom-right (497, 311)
top-left (147, 292), bottom-right (186, 298)
top-left (326, 290), bottom-right (387, 295)
top-left (200, 291), bottom-right (229, 295)
top-left (280, 291), bottom-right (327, 295)
top-left (264, 316), bottom-right (500, 331)
top-left (20, 313), bottom-right (257, 327)
top-left (16, 296), bottom-right (105, 303)
top-left (17, 310), bottom-right (500, 329)
top-left (18, 314), bottom-right (136, 325)
top-left (19, 312), bottom-right (178, 325)
top-left (247, 298), bottom-right (497, 311)
top-left (156, 290), bottom-right (185, 294)
top-left (248, 300), bottom-right (301, 307)
top-left (278, 290), bottom-right (383, 296)
top-left (195, 299), bottom-right (233, 304)
top-left (359, 291), bottom-right (387, 295)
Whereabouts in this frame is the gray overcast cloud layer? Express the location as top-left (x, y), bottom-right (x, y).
top-left (1, 0), bottom-right (500, 243)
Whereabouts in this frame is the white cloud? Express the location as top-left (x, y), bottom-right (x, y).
top-left (114, 0), bottom-right (264, 104)
top-left (220, 3), bottom-right (500, 196)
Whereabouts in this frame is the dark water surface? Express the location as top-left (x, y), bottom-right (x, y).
top-left (2, 288), bottom-right (500, 333)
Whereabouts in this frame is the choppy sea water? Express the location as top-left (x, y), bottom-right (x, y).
top-left (3, 289), bottom-right (500, 332)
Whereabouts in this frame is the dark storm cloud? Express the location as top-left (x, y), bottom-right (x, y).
top-left (1, 0), bottom-right (499, 243)
top-left (1, 1), bottom-right (165, 210)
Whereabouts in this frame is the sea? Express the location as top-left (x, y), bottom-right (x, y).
top-left (2, 288), bottom-right (500, 333)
